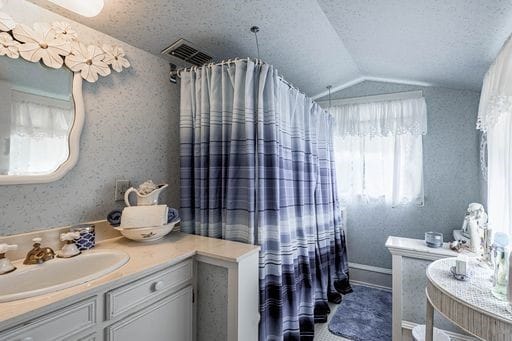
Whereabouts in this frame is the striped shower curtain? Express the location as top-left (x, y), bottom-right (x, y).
top-left (180, 59), bottom-right (349, 340)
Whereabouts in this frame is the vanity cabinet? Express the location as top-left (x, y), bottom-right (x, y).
top-left (0, 231), bottom-right (260, 341)
top-left (0, 297), bottom-right (97, 341)
top-left (105, 259), bottom-right (193, 320)
top-left (106, 286), bottom-right (193, 341)
top-left (0, 260), bottom-right (193, 341)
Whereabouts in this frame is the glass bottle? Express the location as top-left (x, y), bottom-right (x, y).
top-left (492, 245), bottom-right (509, 301)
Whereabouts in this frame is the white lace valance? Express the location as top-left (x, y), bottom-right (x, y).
top-left (329, 96), bottom-right (427, 137)
top-left (477, 35), bottom-right (512, 132)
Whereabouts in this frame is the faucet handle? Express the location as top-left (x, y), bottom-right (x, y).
top-left (0, 243), bottom-right (17, 254)
top-left (0, 244), bottom-right (17, 274)
top-left (32, 237), bottom-right (42, 245)
top-left (60, 232), bottom-right (80, 242)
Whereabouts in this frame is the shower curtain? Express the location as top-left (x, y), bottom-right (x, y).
top-left (180, 59), bottom-right (349, 340)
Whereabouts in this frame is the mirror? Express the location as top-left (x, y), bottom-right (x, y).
top-left (0, 57), bottom-right (84, 185)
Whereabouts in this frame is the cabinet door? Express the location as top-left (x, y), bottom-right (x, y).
top-left (0, 297), bottom-right (97, 341)
top-left (106, 286), bottom-right (193, 341)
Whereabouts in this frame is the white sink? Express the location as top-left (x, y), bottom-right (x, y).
top-left (0, 249), bottom-right (129, 302)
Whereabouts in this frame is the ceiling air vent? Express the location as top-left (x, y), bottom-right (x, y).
top-left (161, 39), bottom-right (213, 66)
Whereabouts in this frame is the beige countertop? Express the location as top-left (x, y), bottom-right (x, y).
top-left (0, 231), bottom-right (260, 330)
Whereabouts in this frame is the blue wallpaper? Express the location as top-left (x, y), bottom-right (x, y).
top-left (318, 81), bottom-right (481, 269)
top-left (0, 1), bottom-right (180, 236)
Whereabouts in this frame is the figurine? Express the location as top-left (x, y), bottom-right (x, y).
top-left (461, 203), bottom-right (488, 237)
top-left (460, 203), bottom-right (489, 255)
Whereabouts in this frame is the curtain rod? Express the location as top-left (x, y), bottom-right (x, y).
top-left (169, 58), bottom-right (308, 97)
top-left (317, 90), bottom-right (423, 107)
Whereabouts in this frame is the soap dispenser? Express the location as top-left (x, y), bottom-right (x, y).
top-left (58, 232), bottom-right (81, 258)
top-left (0, 243), bottom-right (18, 274)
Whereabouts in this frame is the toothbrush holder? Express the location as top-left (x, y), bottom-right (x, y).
top-left (70, 224), bottom-right (95, 251)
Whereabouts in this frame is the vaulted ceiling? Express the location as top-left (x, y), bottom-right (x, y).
top-left (27, 0), bottom-right (512, 97)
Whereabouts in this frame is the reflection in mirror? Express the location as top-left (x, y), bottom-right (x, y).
top-left (0, 57), bottom-right (74, 176)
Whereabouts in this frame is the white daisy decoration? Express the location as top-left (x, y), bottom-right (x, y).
top-left (13, 22), bottom-right (71, 68)
top-left (65, 41), bottom-right (111, 83)
top-left (0, 32), bottom-right (19, 59)
top-left (102, 44), bottom-right (130, 72)
top-left (51, 22), bottom-right (78, 42)
top-left (0, 12), bottom-right (15, 32)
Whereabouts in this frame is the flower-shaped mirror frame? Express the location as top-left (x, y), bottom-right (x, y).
top-left (0, 12), bottom-right (130, 184)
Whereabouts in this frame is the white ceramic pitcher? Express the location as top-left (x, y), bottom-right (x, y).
top-left (124, 184), bottom-right (168, 206)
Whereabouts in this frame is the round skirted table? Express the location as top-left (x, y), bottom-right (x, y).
top-left (425, 258), bottom-right (512, 341)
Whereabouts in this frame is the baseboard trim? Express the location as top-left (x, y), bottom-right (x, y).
top-left (350, 279), bottom-right (391, 291)
top-left (348, 262), bottom-right (392, 288)
top-left (402, 320), bottom-right (477, 341)
top-left (349, 262), bottom-right (392, 275)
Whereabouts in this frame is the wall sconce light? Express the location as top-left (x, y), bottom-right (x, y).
top-left (47, 0), bottom-right (104, 17)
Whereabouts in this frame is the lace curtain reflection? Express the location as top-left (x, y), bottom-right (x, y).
top-left (9, 90), bottom-right (73, 175)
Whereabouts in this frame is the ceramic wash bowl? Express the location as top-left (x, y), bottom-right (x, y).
top-left (115, 219), bottom-right (180, 242)
top-left (0, 249), bottom-right (129, 302)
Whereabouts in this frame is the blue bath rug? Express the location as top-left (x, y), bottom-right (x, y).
top-left (328, 284), bottom-right (392, 341)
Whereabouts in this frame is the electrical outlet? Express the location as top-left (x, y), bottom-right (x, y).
top-left (115, 180), bottom-right (131, 201)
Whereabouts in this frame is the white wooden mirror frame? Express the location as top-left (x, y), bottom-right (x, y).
top-left (0, 12), bottom-right (129, 185)
top-left (0, 74), bottom-right (84, 185)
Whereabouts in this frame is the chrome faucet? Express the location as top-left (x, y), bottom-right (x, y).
top-left (24, 238), bottom-right (55, 265)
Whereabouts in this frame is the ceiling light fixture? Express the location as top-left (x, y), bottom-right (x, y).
top-left (47, 0), bottom-right (104, 17)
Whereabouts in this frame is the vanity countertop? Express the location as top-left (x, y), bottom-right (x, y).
top-left (0, 232), bottom-right (260, 330)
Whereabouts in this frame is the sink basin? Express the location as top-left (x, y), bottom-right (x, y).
top-left (0, 249), bottom-right (129, 302)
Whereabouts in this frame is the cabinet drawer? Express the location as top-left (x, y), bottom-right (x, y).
top-left (0, 297), bottom-right (96, 341)
top-left (106, 259), bottom-right (193, 319)
top-left (106, 286), bottom-right (193, 341)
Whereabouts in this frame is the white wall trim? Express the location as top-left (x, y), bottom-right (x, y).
top-left (313, 76), bottom-right (366, 100)
top-left (349, 262), bottom-right (392, 275)
top-left (350, 279), bottom-right (391, 291)
top-left (312, 75), bottom-right (433, 100)
top-left (363, 76), bottom-right (433, 88)
top-left (402, 320), bottom-right (477, 341)
top-left (317, 90), bottom-right (423, 107)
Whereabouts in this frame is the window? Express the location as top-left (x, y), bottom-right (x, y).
top-left (329, 95), bottom-right (427, 207)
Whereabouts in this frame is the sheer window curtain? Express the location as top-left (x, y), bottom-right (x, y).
top-left (477, 35), bottom-right (512, 237)
top-left (330, 97), bottom-right (427, 207)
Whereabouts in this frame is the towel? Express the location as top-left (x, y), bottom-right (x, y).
top-left (120, 205), bottom-right (168, 229)
top-left (107, 209), bottom-right (122, 227)
top-left (167, 208), bottom-right (180, 223)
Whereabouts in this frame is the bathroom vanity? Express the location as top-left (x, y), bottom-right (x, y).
top-left (0, 228), bottom-right (260, 341)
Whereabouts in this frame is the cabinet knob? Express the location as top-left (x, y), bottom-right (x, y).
top-left (152, 280), bottom-right (165, 292)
